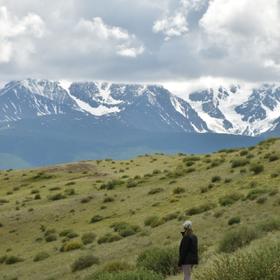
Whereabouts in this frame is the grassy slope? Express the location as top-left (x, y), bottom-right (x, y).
top-left (0, 138), bottom-right (280, 280)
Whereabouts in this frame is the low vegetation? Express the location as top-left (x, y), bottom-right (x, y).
top-left (0, 138), bottom-right (280, 280)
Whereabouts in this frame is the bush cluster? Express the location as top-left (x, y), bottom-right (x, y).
top-left (186, 202), bottom-right (216, 216)
top-left (71, 255), bottom-right (99, 272)
top-left (97, 233), bottom-right (122, 244)
top-left (194, 242), bottom-right (280, 280)
top-left (100, 180), bottom-right (123, 190)
top-left (33, 252), bottom-right (49, 262)
top-left (218, 226), bottom-right (259, 253)
top-left (111, 222), bottom-right (141, 237)
top-left (144, 216), bottom-right (164, 228)
top-left (60, 241), bottom-right (82, 252)
top-left (219, 193), bottom-right (243, 206)
top-left (81, 232), bottom-right (97, 245)
top-left (231, 159), bottom-right (249, 168)
top-left (136, 247), bottom-right (179, 277)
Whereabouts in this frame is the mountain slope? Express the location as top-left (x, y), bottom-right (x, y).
top-left (0, 138), bottom-right (279, 280)
top-left (0, 79), bottom-right (209, 133)
top-left (0, 115), bottom-right (261, 168)
top-left (0, 79), bottom-right (280, 168)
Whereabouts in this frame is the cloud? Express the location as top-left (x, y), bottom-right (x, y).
top-left (74, 17), bottom-right (144, 58)
top-left (0, 6), bottom-right (45, 63)
top-left (199, 0), bottom-right (280, 70)
top-left (153, 0), bottom-right (207, 40)
top-left (0, 0), bottom-right (280, 85)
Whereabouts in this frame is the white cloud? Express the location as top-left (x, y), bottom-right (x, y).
top-left (153, 13), bottom-right (188, 41)
top-left (0, 6), bottom-right (45, 63)
top-left (153, 0), bottom-right (207, 40)
top-left (75, 17), bottom-right (144, 58)
top-left (0, 0), bottom-right (280, 84)
top-left (200, 0), bottom-right (280, 70)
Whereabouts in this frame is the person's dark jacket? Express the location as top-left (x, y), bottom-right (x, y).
top-left (178, 233), bottom-right (198, 266)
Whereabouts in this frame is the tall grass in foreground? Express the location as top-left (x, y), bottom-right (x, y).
top-left (194, 242), bottom-right (280, 280)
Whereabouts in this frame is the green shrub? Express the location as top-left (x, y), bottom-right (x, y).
top-left (173, 187), bottom-right (185, 194)
top-left (163, 212), bottom-right (179, 222)
top-left (211, 176), bottom-right (221, 183)
top-left (31, 172), bottom-right (53, 180)
top-left (144, 216), bottom-right (164, 228)
top-left (81, 232), bottom-right (97, 245)
top-left (228, 217), bottom-right (241, 225)
top-left (231, 159), bottom-right (249, 168)
top-left (64, 188), bottom-right (76, 196)
top-left (0, 256), bottom-right (7, 263)
top-left (269, 189), bottom-right (278, 196)
top-left (185, 167), bottom-right (196, 173)
top-left (33, 252), bottom-right (50, 262)
top-left (59, 229), bottom-right (78, 239)
top-left (224, 178), bottom-right (232, 183)
top-left (45, 234), bottom-right (57, 242)
top-left (256, 196), bottom-right (267, 204)
top-left (81, 196), bottom-right (92, 203)
top-left (269, 154), bottom-right (279, 162)
top-left (127, 180), bottom-right (138, 188)
top-left (98, 233), bottom-right (122, 244)
top-left (186, 202), bottom-right (216, 215)
top-left (90, 215), bottom-right (104, 223)
top-left (111, 222), bottom-right (141, 237)
top-left (71, 255), bottom-right (99, 272)
top-left (65, 181), bottom-right (76, 186)
top-left (218, 226), bottom-right (260, 253)
top-left (88, 269), bottom-right (164, 280)
top-left (60, 241), bottom-right (82, 252)
top-left (34, 194), bottom-right (41, 200)
top-left (256, 218), bottom-right (280, 233)
top-left (0, 199), bottom-right (10, 204)
top-left (100, 180), bottom-right (123, 190)
top-left (5, 256), bottom-right (24, 265)
top-left (239, 150), bottom-right (248, 156)
top-left (200, 187), bottom-right (208, 193)
top-left (214, 210), bottom-right (225, 218)
top-left (48, 193), bottom-right (66, 201)
top-left (250, 163), bottom-right (264, 174)
top-left (148, 188), bottom-right (163, 195)
top-left (137, 247), bottom-right (179, 276)
top-left (194, 242), bottom-right (280, 280)
top-left (103, 197), bottom-right (115, 203)
top-left (246, 189), bottom-right (268, 200)
top-left (219, 193), bottom-right (243, 206)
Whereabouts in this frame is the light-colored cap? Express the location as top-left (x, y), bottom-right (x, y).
top-left (183, 220), bottom-right (192, 230)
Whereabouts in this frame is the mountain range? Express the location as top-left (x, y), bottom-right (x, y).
top-left (1, 78), bottom-right (279, 168)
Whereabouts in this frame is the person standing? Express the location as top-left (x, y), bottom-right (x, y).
top-left (178, 220), bottom-right (198, 280)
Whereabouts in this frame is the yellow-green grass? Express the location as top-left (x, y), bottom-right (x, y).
top-left (0, 139), bottom-right (280, 280)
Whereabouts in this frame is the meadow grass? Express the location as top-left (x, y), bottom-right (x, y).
top-left (0, 139), bottom-right (279, 279)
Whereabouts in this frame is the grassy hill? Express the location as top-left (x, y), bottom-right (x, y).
top-left (0, 138), bottom-right (280, 280)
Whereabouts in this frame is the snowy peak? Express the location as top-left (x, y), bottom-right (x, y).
top-left (186, 83), bottom-right (280, 136)
top-left (0, 79), bottom-right (208, 133)
top-left (1, 79), bottom-right (280, 136)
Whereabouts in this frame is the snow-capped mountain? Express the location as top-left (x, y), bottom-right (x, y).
top-left (0, 79), bottom-right (208, 133)
top-left (0, 79), bottom-right (81, 122)
top-left (0, 78), bottom-right (273, 168)
top-left (1, 79), bottom-right (280, 137)
top-left (186, 84), bottom-right (280, 136)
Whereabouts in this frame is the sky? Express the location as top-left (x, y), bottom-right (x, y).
top-left (1, 0), bottom-right (280, 91)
